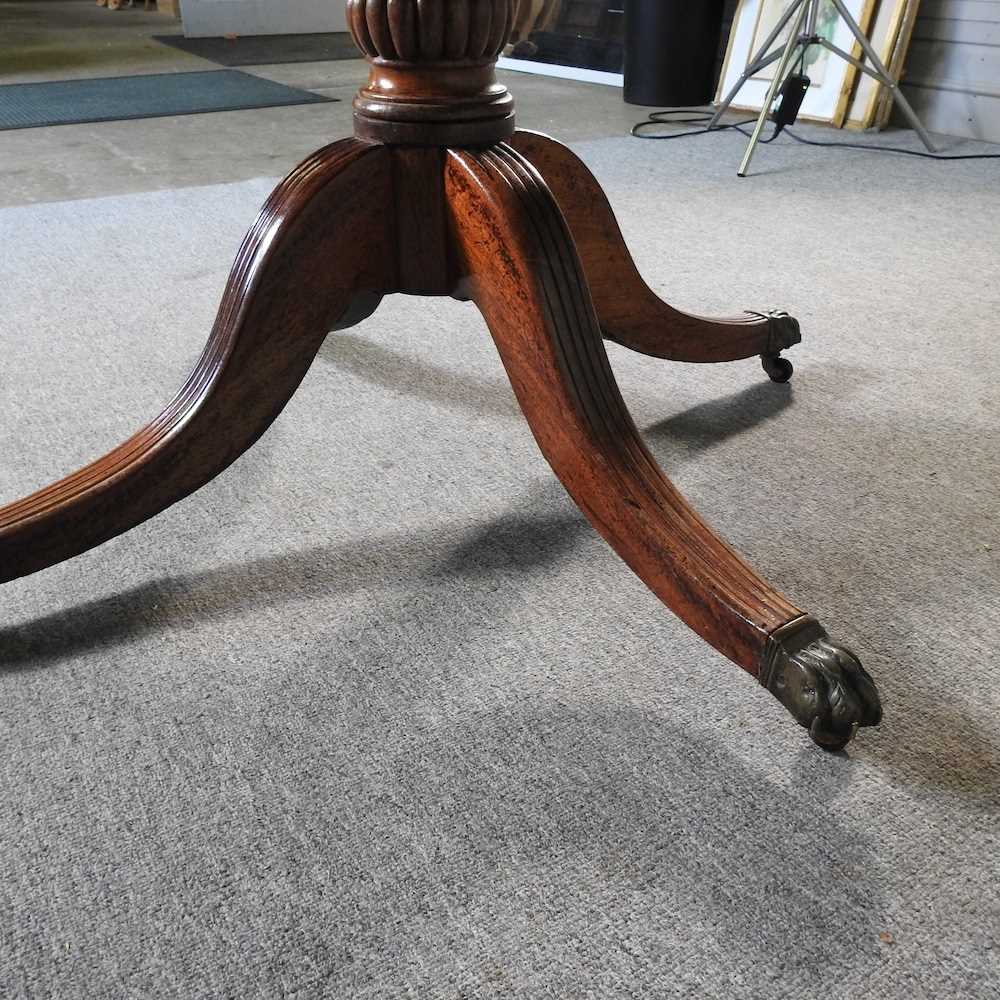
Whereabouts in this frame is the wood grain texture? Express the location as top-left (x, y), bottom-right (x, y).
top-left (0, 0), bottom-right (881, 747)
top-left (0, 138), bottom-right (393, 584)
top-left (509, 130), bottom-right (798, 365)
top-left (349, 0), bottom-right (516, 145)
top-left (446, 142), bottom-right (803, 673)
top-left (391, 146), bottom-right (453, 295)
top-left (348, 0), bottom-right (514, 60)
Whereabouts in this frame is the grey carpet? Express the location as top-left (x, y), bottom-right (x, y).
top-left (153, 32), bottom-right (361, 68)
top-left (0, 70), bottom-right (333, 131)
top-left (2, 130), bottom-right (999, 998)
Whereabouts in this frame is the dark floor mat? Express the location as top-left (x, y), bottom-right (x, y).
top-left (154, 32), bottom-right (360, 67)
top-left (0, 69), bottom-right (334, 131)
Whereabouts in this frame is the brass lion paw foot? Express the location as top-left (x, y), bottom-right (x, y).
top-left (761, 617), bottom-right (883, 751)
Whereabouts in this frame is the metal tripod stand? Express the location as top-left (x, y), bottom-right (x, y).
top-left (710, 0), bottom-right (936, 176)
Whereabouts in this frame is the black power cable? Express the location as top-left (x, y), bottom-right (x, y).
top-left (631, 109), bottom-right (784, 146)
top-left (779, 127), bottom-right (1000, 161)
top-left (631, 108), bottom-right (1000, 162)
top-left (631, 109), bottom-right (758, 141)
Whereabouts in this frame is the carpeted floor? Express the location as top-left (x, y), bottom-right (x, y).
top-left (2, 131), bottom-right (999, 998)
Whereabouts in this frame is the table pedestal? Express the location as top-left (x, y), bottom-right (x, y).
top-left (0, 0), bottom-right (882, 751)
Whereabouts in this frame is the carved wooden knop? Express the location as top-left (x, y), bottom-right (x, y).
top-left (347, 0), bottom-right (517, 145)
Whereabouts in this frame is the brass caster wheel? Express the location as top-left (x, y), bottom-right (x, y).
top-left (761, 353), bottom-right (794, 383)
top-left (809, 719), bottom-right (859, 753)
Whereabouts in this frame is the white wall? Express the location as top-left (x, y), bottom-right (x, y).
top-left (180, 0), bottom-right (348, 38)
top-left (898, 0), bottom-right (1000, 141)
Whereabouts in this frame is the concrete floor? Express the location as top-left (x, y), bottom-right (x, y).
top-left (0, 0), bottom-right (646, 208)
top-left (4, 1), bottom-right (987, 209)
top-left (2, 0), bottom-right (193, 82)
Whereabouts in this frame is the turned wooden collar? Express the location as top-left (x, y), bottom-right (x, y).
top-left (347, 0), bottom-right (516, 146)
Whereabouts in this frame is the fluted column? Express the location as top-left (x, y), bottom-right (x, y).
top-left (347, 0), bottom-right (517, 145)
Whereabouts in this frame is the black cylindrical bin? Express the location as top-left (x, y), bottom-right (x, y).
top-left (624, 0), bottom-right (725, 107)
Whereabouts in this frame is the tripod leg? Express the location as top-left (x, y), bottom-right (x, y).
top-left (509, 130), bottom-right (801, 370)
top-left (446, 142), bottom-right (881, 750)
top-left (824, 0), bottom-right (936, 151)
top-left (710, 0), bottom-right (806, 128)
top-left (711, 47), bottom-right (788, 127)
top-left (738, 4), bottom-right (811, 176)
top-left (0, 139), bottom-right (394, 583)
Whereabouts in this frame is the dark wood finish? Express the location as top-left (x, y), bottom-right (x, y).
top-left (0, 0), bottom-right (881, 751)
top-left (0, 139), bottom-right (392, 581)
top-left (446, 143), bottom-right (799, 669)
top-left (391, 146), bottom-right (453, 295)
top-left (509, 130), bottom-right (801, 364)
top-left (348, 0), bottom-right (516, 145)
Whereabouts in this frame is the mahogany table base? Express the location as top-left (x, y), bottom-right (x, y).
top-left (0, 3), bottom-right (882, 752)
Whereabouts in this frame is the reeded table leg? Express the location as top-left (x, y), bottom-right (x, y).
top-left (0, 139), bottom-right (392, 583)
top-left (2, 0), bottom-right (884, 756)
top-left (509, 130), bottom-right (801, 377)
top-left (447, 143), bottom-right (881, 750)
